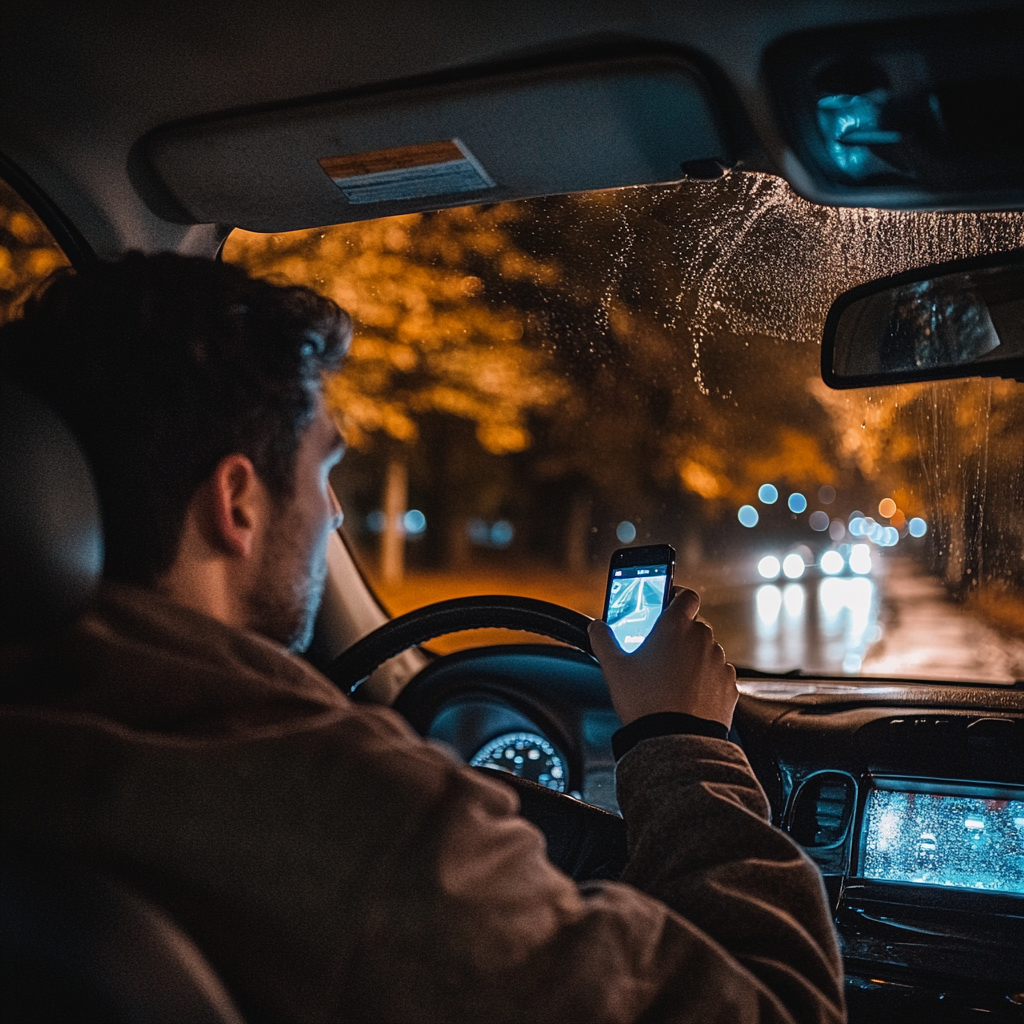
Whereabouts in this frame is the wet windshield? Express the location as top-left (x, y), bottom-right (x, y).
top-left (224, 172), bottom-right (1024, 684)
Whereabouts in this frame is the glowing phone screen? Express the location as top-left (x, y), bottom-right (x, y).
top-left (606, 565), bottom-right (670, 652)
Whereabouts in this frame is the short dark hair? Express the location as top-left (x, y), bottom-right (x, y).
top-left (1, 252), bottom-right (350, 585)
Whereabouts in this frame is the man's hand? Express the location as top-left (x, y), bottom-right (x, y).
top-left (588, 587), bottom-right (737, 729)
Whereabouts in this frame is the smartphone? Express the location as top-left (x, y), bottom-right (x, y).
top-left (602, 544), bottom-right (676, 652)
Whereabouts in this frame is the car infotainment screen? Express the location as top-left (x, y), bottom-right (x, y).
top-left (860, 782), bottom-right (1024, 895)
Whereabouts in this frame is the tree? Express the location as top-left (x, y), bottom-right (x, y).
top-left (226, 206), bottom-right (566, 581)
top-left (229, 173), bottom-right (1024, 594)
top-left (0, 179), bottom-right (69, 325)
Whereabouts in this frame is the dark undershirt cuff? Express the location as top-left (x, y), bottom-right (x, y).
top-left (611, 712), bottom-right (730, 761)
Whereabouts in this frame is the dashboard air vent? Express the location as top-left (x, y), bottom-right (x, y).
top-left (790, 772), bottom-right (856, 848)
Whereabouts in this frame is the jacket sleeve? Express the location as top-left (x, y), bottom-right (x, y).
top-left (615, 735), bottom-right (846, 1024)
top-left (335, 713), bottom-right (845, 1024)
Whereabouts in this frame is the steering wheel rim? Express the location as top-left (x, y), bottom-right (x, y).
top-left (325, 595), bottom-right (627, 882)
top-left (326, 595), bottom-right (595, 696)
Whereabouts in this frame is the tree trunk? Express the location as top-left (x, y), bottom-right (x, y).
top-left (564, 491), bottom-right (592, 575)
top-left (445, 514), bottom-right (472, 568)
top-left (381, 456), bottom-right (408, 584)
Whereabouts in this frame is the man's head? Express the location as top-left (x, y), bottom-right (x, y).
top-left (1, 252), bottom-right (351, 649)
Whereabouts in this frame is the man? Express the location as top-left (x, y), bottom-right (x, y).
top-left (0, 254), bottom-right (845, 1022)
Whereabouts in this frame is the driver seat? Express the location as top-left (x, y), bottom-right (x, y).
top-left (0, 380), bottom-right (246, 1024)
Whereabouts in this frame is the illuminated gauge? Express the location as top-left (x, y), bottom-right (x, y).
top-left (470, 732), bottom-right (567, 792)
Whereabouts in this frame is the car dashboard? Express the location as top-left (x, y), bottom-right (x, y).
top-left (393, 645), bottom-right (1024, 1021)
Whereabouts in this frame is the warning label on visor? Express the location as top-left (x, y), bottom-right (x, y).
top-left (319, 139), bottom-right (495, 205)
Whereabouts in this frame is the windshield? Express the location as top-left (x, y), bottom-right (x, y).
top-left (224, 172), bottom-right (1024, 684)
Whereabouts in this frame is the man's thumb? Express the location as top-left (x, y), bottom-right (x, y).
top-left (588, 619), bottom-right (622, 664)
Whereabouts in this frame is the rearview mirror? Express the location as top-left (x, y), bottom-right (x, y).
top-left (822, 249), bottom-right (1024, 388)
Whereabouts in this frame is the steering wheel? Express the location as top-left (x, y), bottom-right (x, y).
top-left (325, 595), bottom-right (627, 882)
top-left (327, 595), bottom-right (595, 695)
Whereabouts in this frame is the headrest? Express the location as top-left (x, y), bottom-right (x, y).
top-left (0, 379), bottom-right (104, 643)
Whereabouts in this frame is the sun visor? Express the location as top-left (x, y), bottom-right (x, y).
top-left (144, 55), bottom-right (727, 231)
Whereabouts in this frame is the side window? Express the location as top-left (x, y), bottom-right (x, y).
top-left (0, 176), bottom-right (71, 325)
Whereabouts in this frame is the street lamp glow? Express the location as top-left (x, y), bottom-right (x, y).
top-left (782, 553), bottom-right (805, 579)
top-left (820, 550), bottom-right (845, 575)
top-left (757, 555), bottom-right (781, 579)
top-left (738, 505), bottom-right (759, 527)
top-left (909, 517), bottom-right (928, 537)
top-left (758, 483), bottom-right (778, 504)
top-left (850, 543), bottom-right (872, 574)
top-left (788, 492), bottom-right (808, 513)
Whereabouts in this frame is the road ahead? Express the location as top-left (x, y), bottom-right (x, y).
top-left (696, 556), bottom-right (1024, 684)
top-left (377, 557), bottom-right (1024, 682)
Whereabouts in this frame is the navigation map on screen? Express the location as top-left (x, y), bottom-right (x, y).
top-left (861, 787), bottom-right (1024, 894)
top-left (606, 565), bottom-right (669, 652)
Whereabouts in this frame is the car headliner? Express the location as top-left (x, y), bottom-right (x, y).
top-left (0, 0), bottom-right (1004, 259)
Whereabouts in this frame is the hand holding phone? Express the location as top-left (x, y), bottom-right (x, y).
top-left (602, 544), bottom-right (675, 652)
top-left (593, 544), bottom-right (737, 728)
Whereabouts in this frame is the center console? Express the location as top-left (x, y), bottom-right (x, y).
top-left (742, 696), bottom-right (1024, 1021)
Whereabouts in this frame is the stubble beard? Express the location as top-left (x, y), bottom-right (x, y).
top-left (244, 510), bottom-right (328, 653)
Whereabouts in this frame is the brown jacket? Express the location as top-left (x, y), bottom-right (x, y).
top-left (0, 584), bottom-right (845, 1023)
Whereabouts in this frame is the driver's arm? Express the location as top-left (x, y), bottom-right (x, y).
top-left (589, 587), bottom-right (845, 1021)
top-left (322, 588), bottom-right (844, 1022)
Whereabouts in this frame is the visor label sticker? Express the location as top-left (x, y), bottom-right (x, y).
top-left (319, 139), bottom-right (495, 205)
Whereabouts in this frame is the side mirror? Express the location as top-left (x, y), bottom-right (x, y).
top-left (821, 249), bottom-right (1024, 389)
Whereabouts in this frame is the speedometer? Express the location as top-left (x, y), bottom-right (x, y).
top-left (470, 732), bottom-right (567, 792)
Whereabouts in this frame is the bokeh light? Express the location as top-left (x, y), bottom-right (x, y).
top-left (808, 510), bottom-right (830, 531)
top-left (878, 497), bottom-right (897, 518)
top-left (820, 550), bottom-right (845, 575)
top-left (782, 553), bottom-right (805, 579)
top-left (491, 520), bottom-right (514, 547)
top-left (738, 505), bottom-right (759, 527)
top-left (818, 485), bottom-right (836, 504)
top-left (758, 483), bottom-right (778, 504)
top-left (758, 555), bottom-right (781, 579)
top-left (850, 543), bottom-right (872, 574)
top-left (843, 652), bottom-right (863, 673)
top-left (829, 519), bottom-right (846, 541)
top-left (909, 517), bottom-right (928, 538)
top-left (616, 520), bottom-right (637, 543)
top-left (788, 492), bottom-right (808, 513)
top-left (403, 509), bottom-right (427, 534)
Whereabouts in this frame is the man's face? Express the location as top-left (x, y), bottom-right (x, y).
top-left (245, 393), bottom-right (345, 651)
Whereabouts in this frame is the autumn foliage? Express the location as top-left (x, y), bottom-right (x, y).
top-left (3, 171), bottom-right (1021, 601)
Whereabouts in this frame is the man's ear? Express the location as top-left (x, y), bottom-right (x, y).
top-left (207, 454), bottom-right (267, 559)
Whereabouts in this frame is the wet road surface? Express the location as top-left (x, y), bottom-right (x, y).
top-left (695, 555), bottom-right (1024, 684)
